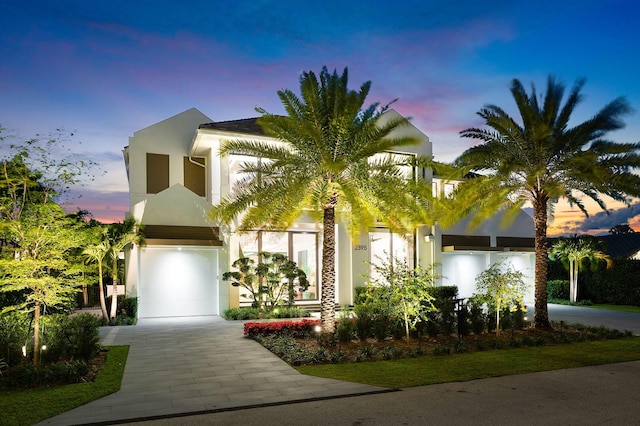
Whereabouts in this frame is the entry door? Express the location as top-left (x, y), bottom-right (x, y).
top-left (138, 247), bottom-right (218, 317)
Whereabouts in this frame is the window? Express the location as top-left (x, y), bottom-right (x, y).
top-left (147, 153), bottom-right (169, 194)
top-left (238, 230), bottom-right (319, 303)
top-left (184, 156), bottom-right (206, 196)
top-left (370, 152), bottom-right (415, 180)
top-left (368, 228), bottom-right (414, 282)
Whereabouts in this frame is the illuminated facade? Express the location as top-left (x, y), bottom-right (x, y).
top-left (123, 108), bottom-right (535, 318)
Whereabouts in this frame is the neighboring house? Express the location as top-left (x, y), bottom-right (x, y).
top-left (596, 233), bottom-right (640, 260)
top-left (123, 108), bottom-right (535, 318)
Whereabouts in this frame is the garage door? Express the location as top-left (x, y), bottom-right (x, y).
top-left (138, 247), bottom-right (218, 318)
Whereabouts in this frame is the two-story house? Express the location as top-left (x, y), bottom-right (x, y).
top-left (123, 108), bottom-right (535, 318)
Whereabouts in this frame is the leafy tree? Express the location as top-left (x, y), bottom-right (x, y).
top-left (367, 256), bottom-right (436, 340)
top-left (209, 67), bottom-right (432, 333)
top-left (453, 76), bottom-right (640, 328)
top-left (609, 223), bottom-right (635, 234)
top-left (549, 235), bottom-right (612, 302)
top-left (0, 126), bottom-right (100, 363)
top-left (222, 252), bottom-right (308, 310)
top-left (0, 203), bottom-right (84, 365)
top-left (474, 262), bottom-right (529, 335)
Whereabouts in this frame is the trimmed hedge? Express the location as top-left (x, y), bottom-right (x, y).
top-left (243, 319), bottom-right (320, 337)
top-left (548, 258), bottom-right (640, 306)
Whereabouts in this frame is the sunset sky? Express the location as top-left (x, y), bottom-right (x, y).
top-left (2, 0), bottom-right (639, 235)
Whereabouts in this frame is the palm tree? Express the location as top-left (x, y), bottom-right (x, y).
top-left (454, 76), bottom-right (640, 328)
top-left (209, 67), bottom-right (431, 333)
top-left (82, 241), bottom-right (109, 321)
top-left (106, 218), bottom-right (142, 320)
top-left (549, 236), bottom-right (612, 303)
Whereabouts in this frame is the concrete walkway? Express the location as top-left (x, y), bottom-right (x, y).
top-left (38, 316), bottom-right (387, 426)
top-left (38, 305), bottom-right (640, 425)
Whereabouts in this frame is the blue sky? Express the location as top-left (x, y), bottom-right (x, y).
top-left (1, 0), bottom-right (639, 234)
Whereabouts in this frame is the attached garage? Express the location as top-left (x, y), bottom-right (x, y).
top-left (138, 247), bottom-right (219, 318)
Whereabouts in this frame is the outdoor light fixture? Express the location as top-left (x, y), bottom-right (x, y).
top-left (314, 325), bottom-right (322, 333)
top-left (41, 345), bottom-right (47, 351)
top-left (22, 345), bottom-right (26, 357)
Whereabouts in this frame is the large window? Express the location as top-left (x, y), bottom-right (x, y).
top-left (238, 230), bottom-right (318, 302)
top-left (368, 228), bottom-right (414, 283)
top-left (146, 153), bottom-right (169, 194)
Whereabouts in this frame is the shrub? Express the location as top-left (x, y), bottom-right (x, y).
top-left (547, 280), bottom-right (569, 300)
top-left (117, 296), bottom-right (138, 319)
top-left (1, 360), bottom-right (89, 389)
top-left (243, 319), bottom-right (319, 337)
top-left (335, 318), bottom-right (356, 343)
top-left (0, 311), bottom-right (30, 366)
top-left (467, 296), bottom-right (486, 335)
top-left (223, 306), bottom-right (310, 320)
top-left (43, 313), bottom-right (101, 362)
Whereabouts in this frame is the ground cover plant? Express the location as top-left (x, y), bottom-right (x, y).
top-left (0, 345), bottom-right (128, 426)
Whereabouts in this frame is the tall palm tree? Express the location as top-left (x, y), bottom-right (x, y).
top-left (82, 241), bottom-right (109, 321)
top-left (454, 76), bottom-right (640, 328)
top-left (209, 67), bottom-right (431, 333)
top-left (549, 236), bottom-right (612, 303)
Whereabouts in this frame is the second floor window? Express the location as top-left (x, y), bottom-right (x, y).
top-left (147, 153), bottom-right (169, 194)
top-left (184, 156), bottom-right (206, 196)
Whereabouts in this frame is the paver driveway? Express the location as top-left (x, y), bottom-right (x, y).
top-left (38, 316), bottom-right (387, 425)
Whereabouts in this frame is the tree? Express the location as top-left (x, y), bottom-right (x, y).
top-left (453, 76), bottom-right (640, 328)
top-left (0, 127), bottom-right (99, 365)
top-left (609, 224), bottom-right (635, 234)
top-left (209, 67), bottom-right (431, 333)
top-left (105, 218), bottom-right (142, 320)
top-left (474, 262), bottom-right (529, 335)
top-left (222, 252), bottom-right (308, 310)
top-left (0, 203), bottom-right (84, 365)
top-left (82, 241), bottom-right (110, 321)
top-left (367, 256), bottom-right (435, 340)
top-left (549, 235), bottom-right (612, 303)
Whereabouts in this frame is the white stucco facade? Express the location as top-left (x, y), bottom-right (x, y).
top-left (123, 108), bottom-right (535, 318)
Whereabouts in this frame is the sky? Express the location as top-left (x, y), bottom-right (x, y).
top-left (1, 0), bottom-right (640, 236)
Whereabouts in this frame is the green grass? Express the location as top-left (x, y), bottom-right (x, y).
top-left (296, 337), bottom-right (640, 389)
top-left (585, 304), bottom-right (640, 313)
top-left (0, 345), bottom-right (129, 426)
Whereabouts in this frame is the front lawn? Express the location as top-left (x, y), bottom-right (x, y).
top-left (296, 337), bottom-right (640, 388)
top-left (0, 345), bottom-right (129, 426)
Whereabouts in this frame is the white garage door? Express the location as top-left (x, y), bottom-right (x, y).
top-left (138, 247), bottom-right (218, 318)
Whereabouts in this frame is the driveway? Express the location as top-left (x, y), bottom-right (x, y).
top-left (38, 316), bottom-right (387, 425)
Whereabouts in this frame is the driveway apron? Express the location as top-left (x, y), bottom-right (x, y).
top-left (38, 316), bottom-right (387, 425)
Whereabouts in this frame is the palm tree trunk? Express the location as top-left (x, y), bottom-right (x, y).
top-left (533, 196), bottom-right (551, 329)
top-left (33, 301), bottom-right (41, 366)
top-left (109, 272), bottom-right (118, 320)
top-left (98, 263), bottom-right (108, 322)
top-left (569, 260), bottom-right (576, 303)
top-left (320, 204), bottom-right (337, 334)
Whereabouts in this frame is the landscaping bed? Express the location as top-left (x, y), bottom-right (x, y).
top-left (246, 319), bottom-right (632, 366)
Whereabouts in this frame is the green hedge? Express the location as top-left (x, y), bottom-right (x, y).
top-left (580, 259), bottom-right (640, 305)
top-left (548, 258), bottom-right (640, 306)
